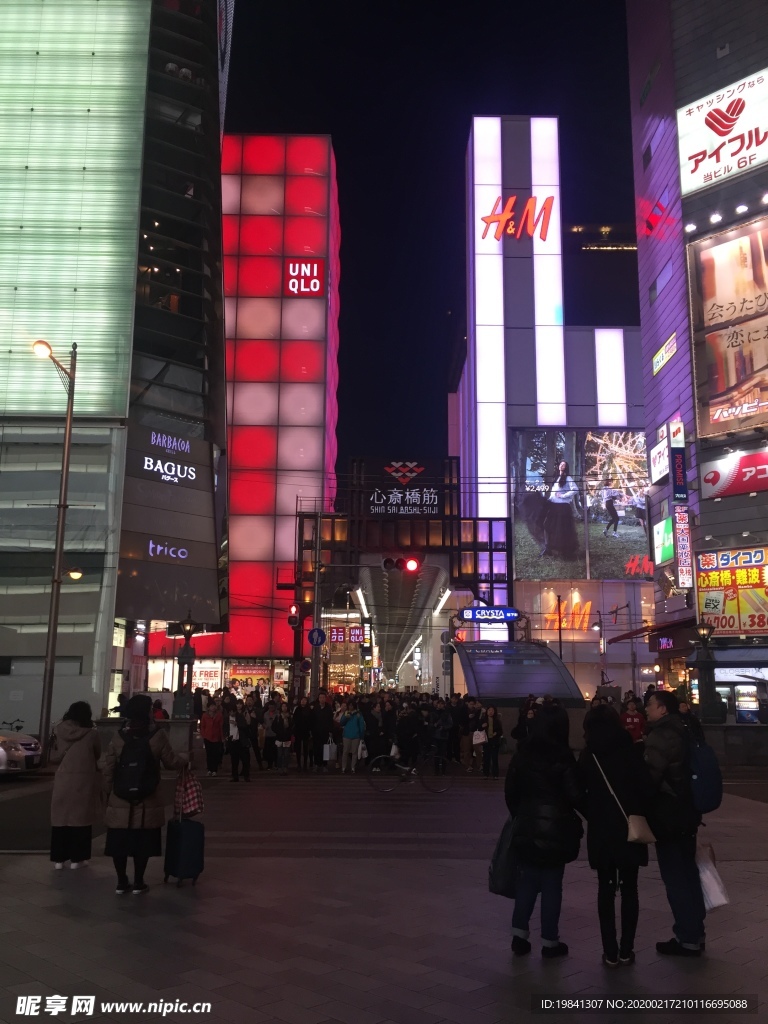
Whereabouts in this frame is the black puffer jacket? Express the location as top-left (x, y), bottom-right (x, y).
top-left (644, 712), bottom-right (701, 840)
top-left (505, 737), bottom-right (584, 867)
top-left (577, 729), bottom-right (654, 869)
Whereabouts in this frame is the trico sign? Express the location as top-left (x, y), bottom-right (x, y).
top-left (480, 195), bottom-right (554, 242)
top-left (283, 259), bottom-right (326, 297)
top-left (148, 540), bottom-right (189, 560)
top-left (142, 457), bottom-right (197, 484)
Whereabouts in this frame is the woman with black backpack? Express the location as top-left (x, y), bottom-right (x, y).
top-left (102, 694), bottom-right (187, 895)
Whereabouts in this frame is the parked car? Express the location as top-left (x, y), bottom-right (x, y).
top-left (0, 721), bottom-right (42, 774)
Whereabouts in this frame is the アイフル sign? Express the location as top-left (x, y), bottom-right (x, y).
top-left (677, 67), bottom-right (768, 195)
top-left (701, 449), bottom-right (768, 499)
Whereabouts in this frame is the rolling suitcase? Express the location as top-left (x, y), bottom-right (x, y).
top-left (164, 817), bottom-right (205, 887)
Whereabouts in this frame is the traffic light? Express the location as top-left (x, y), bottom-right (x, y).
top-left (441, 641), bottom-right (452, 675)
top-left (287, 603), bottom-right (299, 629)
top-left (381, 556), bottom-right (421, 572)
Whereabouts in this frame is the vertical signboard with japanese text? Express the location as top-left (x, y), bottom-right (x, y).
top-left (689, 218), bottom-right (768, 437)
top-left (696, 547), bottom-right (768, 635)
top-left (673, 507), bottom-right (693, 589)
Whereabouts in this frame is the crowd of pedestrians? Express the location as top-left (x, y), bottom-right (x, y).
top-left (195, 687), bottom-right (509, 780)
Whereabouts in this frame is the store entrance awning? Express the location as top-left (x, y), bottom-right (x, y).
top-left (607, 617), bottom-right (696, 646)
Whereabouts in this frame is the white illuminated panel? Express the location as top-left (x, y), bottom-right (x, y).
top-left (229, 516), bottom-right (274, 561)
top-left (476, 404), bottom-right (508, 518)
top-left (531, 118), bottom-right (565, 426)
top-left (0, 0), bottom-right (152, 417)
top-left (232, 383), bottom-right (279, 425)
top-left (595, 329), bottom-right (627, 426)
top-left (472, 116), bottom-right (507, 518)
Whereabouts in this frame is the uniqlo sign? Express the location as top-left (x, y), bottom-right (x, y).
top-left (701, 450), bottom-right (768, 499)
top-left (283, 259), bottom-right (326, 297)
top-left (677, 68), bottom-right (768, 195)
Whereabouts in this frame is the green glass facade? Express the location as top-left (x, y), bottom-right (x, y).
top-left (0, 0), bottom-right (151, 418)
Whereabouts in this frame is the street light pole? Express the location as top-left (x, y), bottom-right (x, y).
top-left (36, 342), bottom-right (77, 756)
top-left (309, 511), bottom-right (323, 698)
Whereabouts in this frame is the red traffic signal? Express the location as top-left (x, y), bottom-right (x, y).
top-left (382, 556), bottom-right (421, 572)
top-left (288, 603), bottom-right (299, 629)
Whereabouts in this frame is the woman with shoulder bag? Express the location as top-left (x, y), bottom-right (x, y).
top-left (222, 699), bottom-right (251, 782)
top-left (504, 707), bottom-right (584, 959)
top-left (49, 702), bottom-right (102, 869)
top-left (273, 704), bottom-right (294, 776)
top-left (481, 705), bottom-right (504, 779)
top-left (576, 704), bottom-right (655, 967)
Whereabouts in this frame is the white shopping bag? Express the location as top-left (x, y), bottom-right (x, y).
top-left (696, 843), bottom-right (729, 911)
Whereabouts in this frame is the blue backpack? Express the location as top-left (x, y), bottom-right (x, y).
top-left (687, 733), bottom-right (722, 814)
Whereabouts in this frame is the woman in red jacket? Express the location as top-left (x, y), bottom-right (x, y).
top-left (200, 699), bottom-right (224, 775)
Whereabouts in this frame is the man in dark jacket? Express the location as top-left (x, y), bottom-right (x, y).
top-left (644, 691), bottom-right (705, 956)
top-left (310, 694), bottom-right (335, 773)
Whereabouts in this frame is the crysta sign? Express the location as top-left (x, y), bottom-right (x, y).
top-left (460, 607), bottom-right (520, 622)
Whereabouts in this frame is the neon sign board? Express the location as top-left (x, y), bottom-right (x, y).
top-left (480, 195), bottom-right (554, 241)
top-left (460, 607), bottom-right (520, 622)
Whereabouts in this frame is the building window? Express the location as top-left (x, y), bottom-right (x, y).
top-left (649, 259), bottom-right (673, 306)
top-left (642, 120), bottom-right (667, 170)
top-left (639, 58), bottom-right (661, 108)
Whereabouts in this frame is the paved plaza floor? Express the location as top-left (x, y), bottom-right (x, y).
top-left (0, 769), bottom-right (766, 1024)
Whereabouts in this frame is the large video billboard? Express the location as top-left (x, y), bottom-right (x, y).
top-left (689, 218), bottom-right (768, 437)
top-left (511, 430), bottom-right (650, 581)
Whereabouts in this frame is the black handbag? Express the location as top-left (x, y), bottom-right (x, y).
top-left (488, 817), bottom-right (518, 899)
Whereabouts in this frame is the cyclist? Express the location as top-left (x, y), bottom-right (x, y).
top-left (395, 705), bottom-right (420, 769)
top-left (429, 699), bottom-right (453, 775)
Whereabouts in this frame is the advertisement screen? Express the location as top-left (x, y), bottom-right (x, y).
top-left (511, 430), bottom-right (650, 581)
top-left (696, 546), bottom-right (768, 635)
top-left (653, 517), bottom-right (674, 565)
top-left (689, 218), bottom-right (768, 437)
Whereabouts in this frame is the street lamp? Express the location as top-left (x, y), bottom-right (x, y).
top-left (34, 341), bottom-right (77, 758)
top-left (692, 619), bottom-right (725, 724)
top-left (173, 609), bottom-right (198, 719)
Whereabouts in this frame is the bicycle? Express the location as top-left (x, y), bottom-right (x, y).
top-left (367, 746), bottom-right (458, 794)
top-left (1, 719), bottom-right (25, 733)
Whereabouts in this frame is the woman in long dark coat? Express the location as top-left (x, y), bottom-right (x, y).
top-left (505, 708), bottom-right (583, 959)
top-left (576, 704), bottom-right (655, 966)
top-left (50, 702), bottom-right (101, 868)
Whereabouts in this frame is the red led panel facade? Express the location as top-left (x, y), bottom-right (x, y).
top-left (220, 134), bottom-right (340, 662)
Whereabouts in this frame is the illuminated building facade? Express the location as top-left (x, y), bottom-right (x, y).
top-left (626, 0), bottom-right (768, 707)
top-left (451, 116), bottom-right (654, 695)
top-left (146, 134), bottom-right (341, 689)
top-left (0, 0), bottom-right (231, 726)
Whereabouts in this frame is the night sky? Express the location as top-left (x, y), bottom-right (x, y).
top-left (225, 0), bottom-right (637, 474)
